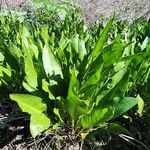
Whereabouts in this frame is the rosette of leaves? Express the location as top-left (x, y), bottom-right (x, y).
top-left (1, 13), bottom-right (149, 139)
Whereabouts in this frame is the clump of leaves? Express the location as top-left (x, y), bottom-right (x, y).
top-left (0, 7), bottom-right (150, 149)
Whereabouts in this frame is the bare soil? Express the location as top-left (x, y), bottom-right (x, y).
top-left (75, 0), bottom-right (150, 25)
top-left (1, 0), bottom-right (32, 11)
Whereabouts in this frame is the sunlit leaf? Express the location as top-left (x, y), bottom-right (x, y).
top-left (42, 44), bottom-right (63, 78)
top-left (137, 95), bottom-right (144, 117)
top-left (42, 79), bottom-right (55, 99)
top-left (24, 50), bottom-right (38, 90)
top-left (141, 37), bottom-right (149, 51)
top-left (10, 94), bottom-right (50, 138)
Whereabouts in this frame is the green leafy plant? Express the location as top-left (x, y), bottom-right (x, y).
top-left (0, 6), bottom-right (150, 147)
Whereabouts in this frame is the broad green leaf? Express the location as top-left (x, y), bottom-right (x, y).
top-left (57, 33), bottom-right (68, 65)
top-left (137, 95), bottom-right (144, 117)
top-left (71, 34), bottom-right (87, 61)
top-left (96, 69), bottom-right (129, 106)
top-left (114, 62), bottom-right (125, 72)
top-left (24, 50), bottom-right (38, 90)
top-left (0, 52), bottom-right (4, 62)
top-left (29, 42), bottom-right (39, 59)
top-left (92, 17), bottom-right (113, 60)
top-left (78, 39), bottom-right (87, 60)
top-left (78, 55), bottom-right (89, 82)
top-left (110, 68), bottom-right (127, 88)
top-left (22, 25), bottom-right (32, 49)
top-left (72, 34), bottom-right (79, 53)
top-left (12, 44), bottom-right (22, 58)
top-left (66, 69), bottom-right (79, 122)
top-left (42, 44), bottom-right (63, 78)
top-left (41, 24), bottom-right (49, 44)
top-left (81, 107), bottom-right (114, 128)
top-left (59, 32), bottom-right (68, 50)
top-left (66, 70), bottom-right (86, 126)
top-left (0, 66), bottom-right (11, 77)
top-left (141, 37), bottom-right (149, 51)
top-left (80, 63), bottom-right (103, 94)
top-left (112, 97), bottom-right (137, 119)
top-left (102, 37), bottom-right (125, 67)
top-left (42, 79), bottom-right (55, 99)
top-left (23, 82), bottom-right (36, 92)
top-left (10, 94), bottom-right (50, 138)
top-left (88, 54), bottom-right (103, 76)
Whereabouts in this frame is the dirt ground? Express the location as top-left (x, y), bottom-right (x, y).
top-left (1, 0), bottom-right (150, 25)
top-left (77, 0), bottom-right (150, 25)
top-left (1, 0), bottom-right (32, 11)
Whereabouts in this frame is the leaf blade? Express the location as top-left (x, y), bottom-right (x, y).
top-left (112, 97), bottom-right (137, 119)
top-left (92, 17), bottom-right (113, 60)
top-left (10, 94), bottom-right (50, 138)
top-left (42, 44), bottom-right (63, 78)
